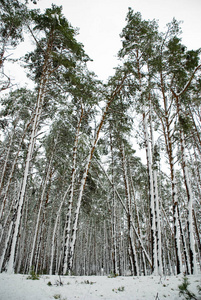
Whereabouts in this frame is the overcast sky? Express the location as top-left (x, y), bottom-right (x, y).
top-left (21, 0), bottom-right (201, 82)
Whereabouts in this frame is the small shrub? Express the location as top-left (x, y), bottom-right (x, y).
top-left (112, 286), bottom-right (125, 293)
top-left (82, 280), bottom-right (95, 285)
top-left (178, 276), bottom-right (197, 300)
top-left (53, 294), bottom-right (61, 299)
top-left (27, 267), bottom-right (40, 280)
top-left (118, 286), bottom-right (125, 292)
top-left (53, 295), bottom-right (67, 300)
top-left (108, 273), bottom-right (118, 278)
top-left (47, 281), bottom-right (52, 286)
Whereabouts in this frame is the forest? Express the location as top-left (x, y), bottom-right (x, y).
top-left (0, 0), bottom-right (201, 278)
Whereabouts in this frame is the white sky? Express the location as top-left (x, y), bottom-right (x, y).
top-left (26, 0), bottom-right (201, 82)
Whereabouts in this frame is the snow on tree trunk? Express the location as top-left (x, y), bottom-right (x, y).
top-left (109, 131), bottom-right (117, 275)
top-left (29, 148), bottom-right (55, 271)
top-left (143, 108), bottom-right (158, 275)
top-left (65, 76), bottom-right (127, 274)
top-left (159, 72), bottom-right (182, 275)
top-left (180, 129), bottom-right (197, 274)
top-left (193, 210), bottom-right (201, 265)
top-left (63, 106), bottom-right (84, 275)
top-left (178, 205), bottom-right (191, 274)
top-left (0, 220), bottom-right (14, 272)
top-left (149, 97), bottom-right (163, 276)
top-left (173, 92), bottom-right (198, 275)
top-left (0, 119), bottom-right (33, 221)
top-left (172, 180), bottom-right (182, 275)
top-left (153, 169), bottom-right (163, 275)
top-left (0, 128), bottom-right (15, 195)
top-left (4, 38), bottom-right (52, 273)
top-left (94, 155), bottom-right (152, 269)
top-left (49, 185), bottom-right (70, 275)
top-left (120, 142), bottom-right (139, 276)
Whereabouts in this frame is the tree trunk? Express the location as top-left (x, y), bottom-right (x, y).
top-left (174, 93), bottom-right (197, 274)
top-left (4, 34), bottom-right (53, 273)
top-left (29, 147), bottom-right (55, 272)
top-left (143, 108), bottom-right (158, 274)
top-left (119, 142), bottom-right (138, 276)
top-left (65, 76), bottom-right (127, 274)
top-left (63, 105), bottom-right (84, 275)
top-left (0, 118), bottom-right (33, 221)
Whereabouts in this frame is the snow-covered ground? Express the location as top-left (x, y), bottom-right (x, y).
top-left (0, 273), bottom-right (200, 300)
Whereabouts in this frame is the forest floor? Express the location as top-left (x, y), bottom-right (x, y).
top-left (0, 273), bottom-right (200, 300)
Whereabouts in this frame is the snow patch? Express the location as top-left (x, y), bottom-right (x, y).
top-left (0, 273), bottom-right (200, 300)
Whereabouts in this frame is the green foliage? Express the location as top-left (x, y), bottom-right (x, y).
top-left (108, 273), bottom-right (119, 278)
top-left (53, 295), bottom-right (60, 299)
top-left (119, 8), bottom-right (158, 59)
top-left (0, 88), bottom-right (35, 121)
top-left (53, 295), bottom-right (67, 300)
top-left (178, 276), bottom-right (198, 300)
top-left (112, 286), bottom-right (125, 292)
top-left (185, 49), bottom-right (201, 71)
top-left (81, 280), bottom-right (96, 285)
top-left (47, 281), bottom-right (52, 286)
top-left (24, 5), bottom-right (89, 82)
top-left (0, 0), bottom-right (28, 47)
top-left (153, 144), bottom-right (160, 170)
top-left (178, 114), bottom-right (193, 134)
top-left (27, 267), bottom-right (40, 280)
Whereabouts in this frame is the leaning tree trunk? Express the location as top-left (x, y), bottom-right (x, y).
top-left (65, 76), bottom-right (127, 275)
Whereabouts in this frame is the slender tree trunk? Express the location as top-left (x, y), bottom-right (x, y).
top-left (49, 185), bottom-right (70, 275)
top-left (159, 72), bottom-right (182, 275)
top-left (4, 35), bottom-right (53, 273)
top-left (65, 75), bottom-right (127, 274)
top-left (63, 105), bottom-right (84, 275)
top-left (149, 97), bottom-right (163, 275)
top-left (0, 129), bottom-right (15, 195)
top-left (193, 209), bottom-right (201, 267)
top-left (119, 142), bottom-right (138, 276)
top-left (0, 118), bottom-right (34, 221)
top-left (93, 155), bottom-right (152, 268)
top-left (174, 93), bottom-right (197, 274)
top-left (29, 147), bottom-right (55, 271)
top-left (180, 131), bottom-right (197, 274)
top-left (109, 131), bottom-right (117, 275)
top-left (143, 108), bottom-right (158, 274)
top-left (177, 205), bottom-right (190, 274)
